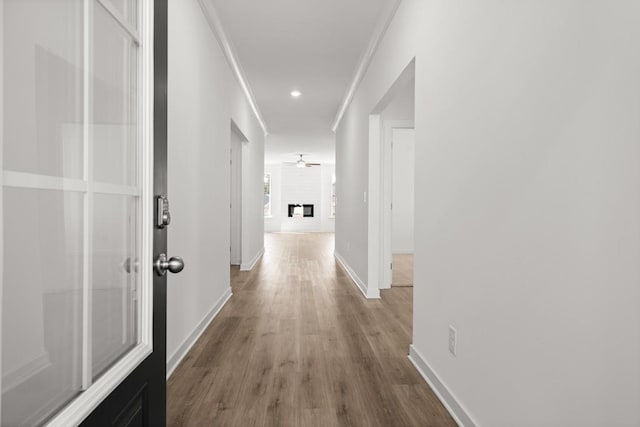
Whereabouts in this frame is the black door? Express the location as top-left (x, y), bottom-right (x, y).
top-left (81, 1), bottom-right (169, 425)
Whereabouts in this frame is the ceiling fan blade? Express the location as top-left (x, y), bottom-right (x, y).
top-left (307, 163), bottom-right (321, 166)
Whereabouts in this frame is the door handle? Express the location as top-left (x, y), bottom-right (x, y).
top-left (154, 253), bottom-right (185, 276)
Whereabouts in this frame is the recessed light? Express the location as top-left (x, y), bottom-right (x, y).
top-left (290, 90), bottom-right (302, 98)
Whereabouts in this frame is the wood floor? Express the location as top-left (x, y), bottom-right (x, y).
top-left (167, 233), bottom-right (455, 427)
top-left (392, 254), bottom-right (414, 287)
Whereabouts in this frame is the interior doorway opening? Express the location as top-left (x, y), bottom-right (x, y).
top-left (230, 121), bottom-right (246, 268)
top-left (387, 126), bottom-right (415, 288)
top-left (368, 59), bottom-right (416, 296)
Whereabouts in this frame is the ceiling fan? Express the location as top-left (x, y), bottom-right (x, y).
top-left (284, 154), bottom-right (321, 168)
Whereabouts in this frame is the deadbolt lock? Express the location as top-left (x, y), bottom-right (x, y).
top-left (156, 195), bottom-right (171, 229)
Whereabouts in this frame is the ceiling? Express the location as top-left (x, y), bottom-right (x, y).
top-left (209, 0), bottom-right (394, 137)
top-left (263, 130), bottom-right (336, 165)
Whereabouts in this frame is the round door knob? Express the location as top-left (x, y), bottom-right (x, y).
top-left (123, 257), bottom-right (139, 274)
top-left (155, 253), bottom-right (185, 276)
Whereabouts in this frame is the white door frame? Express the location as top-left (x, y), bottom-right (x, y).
top-left (367, 58), bottom-right (415, 297)
top-left (366, 114), bottom-right (383, 299)
top-left (380, 121), bottom-right (414, 289)
top-left (0, 0), bottom-right (4, 420)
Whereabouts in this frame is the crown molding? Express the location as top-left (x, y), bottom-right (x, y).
top-left (198, 0), bottom-right (269, 136)
top-left (330, 0), bottom-right (402, 133)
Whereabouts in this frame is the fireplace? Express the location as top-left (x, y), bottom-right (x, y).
top-left (288, 204), bottom-right (314, 218)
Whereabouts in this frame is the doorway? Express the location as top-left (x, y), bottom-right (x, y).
top-left (388, 127), bottom-right (415, 288)
top-left (367, 59), bottom-right (415, 296)
top-left (230, 123), bottom-right (243, 266)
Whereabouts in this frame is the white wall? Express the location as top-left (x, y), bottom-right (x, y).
top-left (391, 128), bottom-right (414, 253)
top-left (381, 75), bottom-right (414, 122)
top-left (167, 0), bottom-right (264, 372)
top-left (335, 1), bottom-right (640, 425)
top-left (264, 164), bottom-right (335, 233)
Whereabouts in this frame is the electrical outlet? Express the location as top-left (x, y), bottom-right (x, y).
top-left (449, 325), bottom-right (457, 356)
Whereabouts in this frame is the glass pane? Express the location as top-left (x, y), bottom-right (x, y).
top-left (92, 3), bottom-right (137, 186)
top-left (92, 194), bottom-right (138, 380)
top-left (2, 0), bottom-right (143, 423)
top-left (2, 0), bottom-right (84, 179)
top-left (107, 0), bottom-right (138, 29)
top-left (2, 188), bottom-right (84, 426)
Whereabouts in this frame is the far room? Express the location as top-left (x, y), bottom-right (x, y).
top-left (264, 131), bottom-right (335, 236)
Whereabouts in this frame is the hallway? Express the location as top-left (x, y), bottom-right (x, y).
top-left (167, 233), bottom-right (455, 426)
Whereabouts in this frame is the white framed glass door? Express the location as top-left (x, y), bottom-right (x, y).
top-left (0, 0), bottom-right (154, 425)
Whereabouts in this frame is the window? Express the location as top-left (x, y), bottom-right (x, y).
top-left (264, 173), bottom-right (272, 217)
top-left (330, 175), bottom-right (336, 218)
top-left (1, 0), bottom-right (154, 424)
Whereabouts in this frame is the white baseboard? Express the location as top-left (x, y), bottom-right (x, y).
top-left (392, 249), bottom-right (414, 255)
top-left (379, 281), bottom-right (391, 290)
top-left (408, 345), bottom-right (478, 427)
top-left (166, 287), bottom-right (233, 379)
top-left (2, 351), bottom-right (51, 393)
top-left (334, 251), bottom-right (380, 299)
top-left (240, 247), bottom-right (265, 271)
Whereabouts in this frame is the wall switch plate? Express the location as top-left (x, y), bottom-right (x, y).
top-left (363, 191), bottom-right (367, 203)
top-left (449, 325), bottom-right (457, 356)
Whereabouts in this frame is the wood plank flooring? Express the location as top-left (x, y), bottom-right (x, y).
top-left (167, 233), bottom-right (455, 426)
top-left (392, 254), bottom-right (414, 287)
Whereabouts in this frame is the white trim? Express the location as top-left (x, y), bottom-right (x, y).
top-left (0, 0), bottom-right (4, 418)
top-left (2, 173), bottom-right (142, 197)
top-left (81, 0), bottom-right (95, 391)
top-left (331, 0), bottom-right (402, 132)
top-left (334, 251), bottom-right (380, 299)
top-left (96, 0), bottom-right (141, 45)
top-left (93, 182), bottom-right (140, 196)
top-left (1, 352), bottom-right (51, 393)
top-left (197, 0), bottom-right (268, 136)
top-left (2, 171), bottom-right (88, 192)
top-left (166, 287), bottom-right (233, 379)
top-left (392, 250), bottom-right (414, 255)
top-left (382, 120), bottom-right (415, 289)
top-left (240, 247), bottom-right (265, 271)
top-left (367, 115), bottom-right (383, 296)
top-left (138, 0), bottom-right (155, 358)
top-left (408, 345), bottom-right (478, 427)
top-left (47, 344), bottom-right (152, 427)
top-left (92, 342), bottom-right (134, 380)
